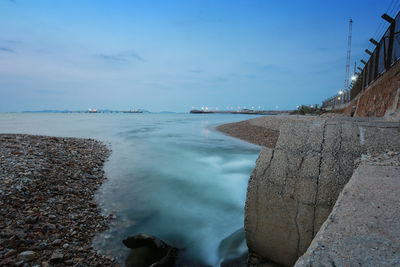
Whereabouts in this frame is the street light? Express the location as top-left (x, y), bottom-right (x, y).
top-left (338, 90), bottom-right (344, 105)
top-left (351, 75), bottom-right (358, 81)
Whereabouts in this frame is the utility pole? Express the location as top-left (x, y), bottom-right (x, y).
top-left (344, 19), bottom-right (353, 92)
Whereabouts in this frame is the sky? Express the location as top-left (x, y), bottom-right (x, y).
top-left (0, 0), bottom-right (398, 112)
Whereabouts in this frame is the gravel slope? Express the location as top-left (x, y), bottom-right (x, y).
top-left (0, 134), bottom-right (119, 267)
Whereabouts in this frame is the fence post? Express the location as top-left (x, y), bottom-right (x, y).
top-left (382, 14), bottom-right (396, 68)
top-left (374, 47), bottom-right (380, 78)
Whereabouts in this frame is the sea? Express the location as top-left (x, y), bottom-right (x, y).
top-left (0, 113), bottom-right (261, 266)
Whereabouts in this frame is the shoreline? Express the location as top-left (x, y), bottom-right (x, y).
top-left (0, 134), bottom-right (118, 266)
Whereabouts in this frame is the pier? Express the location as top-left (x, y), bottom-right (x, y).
top-left (189, 109), bottom-right (293, 115)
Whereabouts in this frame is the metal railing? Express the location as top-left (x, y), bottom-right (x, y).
top-left (322, 90), bottom-right (351, 108)
top-left (322, 10), bottom-right (400, 109)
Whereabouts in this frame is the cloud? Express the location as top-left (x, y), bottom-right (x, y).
top-left (250, 62), bottom-right (293, 76)
top-left (190, 69), bottom-right (204, 74)
top-left (96, 54), bottom-right (125, 62)
top-left (35, 89), bottom-right (66, 95)
top-left (0, 47), bottom-right (15, 53)
top-left (2, 39), bottom-right (22, 44)
top-left (207, 76), bottom-right (228, 83)
top-left (227, 73), bottom-right (256, 79)
top-left (256, 64), bottom-right (281, 71)
top-left (96, 51), bottom-right (144, 63)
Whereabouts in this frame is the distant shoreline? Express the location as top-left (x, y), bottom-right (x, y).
top-left (191, 109), bottom-right (293, 115)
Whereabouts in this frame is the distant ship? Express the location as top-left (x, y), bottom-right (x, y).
top-left (190, 109), bottom-right (215, 114)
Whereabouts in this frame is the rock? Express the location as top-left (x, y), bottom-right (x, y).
top-left (52, 239), bottom-right (62, 245)
top-left (50, 250), bottom-right (64, 262)
top-left (64, 259), bottom-right (74, 265)
top-left (25, 215), bottom-right (38, 224)
top-left (36, 242), bottom-right (48, 250)
top-left (123, 234), bottom-right (179, 267)
top-left (4, 249), bottom-right (17, 258)
top-left (46, 223), bottom-right (56, 230)
top-left (17, 250), bottom-right (36, 262)
top-left (123, 233), bottom-right (166, 249)
top-left (0, 134), bottom-right (122, 266)
top-left (220, 253), bottom-right (248, 267)
top-left (218, 228), bottom-right (247, 263)
top-left (0, 258), bottom-right (15, 265)
top-left (14, 260), bottom-right (25, 266)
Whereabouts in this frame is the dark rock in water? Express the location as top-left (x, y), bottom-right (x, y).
top-left (220, 252), bottom-right (248, 267)
top-left (123, 233), bottom-right (165, 249)
top-left (218, 228), bottom-right (247, 263)
top-left (123, 233), bottom-right (179, 267)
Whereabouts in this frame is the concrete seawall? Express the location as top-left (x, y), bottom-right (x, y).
top-left (295, 152), bottom-right (400, 266)
top-left (217, 115), bottom-right (400, 266)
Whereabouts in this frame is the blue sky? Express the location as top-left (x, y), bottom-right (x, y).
top-left (0, 0), bottom-right (397, 112)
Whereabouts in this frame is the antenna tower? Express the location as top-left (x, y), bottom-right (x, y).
top-left (344, 19), bottom-right (353, 90)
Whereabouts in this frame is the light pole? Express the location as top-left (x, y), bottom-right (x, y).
top-left (338, 90), bottom-right (344, 105)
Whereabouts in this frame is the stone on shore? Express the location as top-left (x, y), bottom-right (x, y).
top-left (17, 251), bottom-right (36, 262)
top-left (0, 134), bottom-right (118, 266)
top-left (50, 250), bottom-right (64, 262)
top-left (123, 233), bottom-right (179, 267)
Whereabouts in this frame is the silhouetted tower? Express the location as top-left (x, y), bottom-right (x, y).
top-left (344, 19), bottom-right (353, 90)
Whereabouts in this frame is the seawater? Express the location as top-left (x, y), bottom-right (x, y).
top-left (0, 113), bottom-right (261, 266)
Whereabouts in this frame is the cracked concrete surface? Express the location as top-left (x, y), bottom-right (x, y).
top-left (295, 152), bottom-right (400, 267)
top-left (233, 116), bottom-right (400, 266)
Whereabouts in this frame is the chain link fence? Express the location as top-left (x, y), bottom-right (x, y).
top-left (322, 11), bottom-right (400, 108)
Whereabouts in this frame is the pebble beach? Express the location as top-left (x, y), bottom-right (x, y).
top-left (0, 134), bottom-right (119, 266)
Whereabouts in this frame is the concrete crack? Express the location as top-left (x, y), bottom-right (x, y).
top-left (260, 149), bottom-right (275, 178)
top-left (312, 121), bottom-right (327, 236)
top-left (294, 156), bottom-right (305, 256)
top-left (256, 149), bottom-right (275, 233)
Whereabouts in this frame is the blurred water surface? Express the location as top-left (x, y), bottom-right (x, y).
top-left (0, 113), bottom-right (261, 266)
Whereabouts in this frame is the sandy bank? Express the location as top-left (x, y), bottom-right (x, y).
top-left (216, 120), bottom-right (279, 148)
top-left (0, 134), bottom-right (118, 266)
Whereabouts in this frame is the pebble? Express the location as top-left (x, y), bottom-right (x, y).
top-left (17, 251), bottom-right (36, 262)
top-left (50, 250), bottom-right (64, 262)
top-left (52, 239), bottom-right (62, 246)
top-left (0, 134), bottom-right (119, 266)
